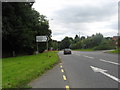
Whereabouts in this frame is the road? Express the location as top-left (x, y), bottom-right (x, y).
top-left (29, 51), bottom-right (119, 89)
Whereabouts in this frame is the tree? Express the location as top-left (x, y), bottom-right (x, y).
top-left (51, 40), bottom-right (58, 50)
top-left (94, 39), bottom-right (115, 50)
top-left (81, 36), bottom-right (85, 40)
top-left (75, 35), bottom-right (79, 39)
top-left (59, 33), bottom-right (114, 50)
top-left (73, 35), bottom-right (80, 44)
top-left (2, 2), bottom-right (51, 57)
top-left (91, 33), bottom-right (103, 46)
top-left (59, 37), bottom-right (72, 50)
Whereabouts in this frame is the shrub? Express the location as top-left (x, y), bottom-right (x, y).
top-left (93, 45), bottom-right (115, 50)
top-left (93, 39), bottom-right (116, 50)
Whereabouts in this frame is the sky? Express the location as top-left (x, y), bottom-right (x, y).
top-left (32, 0), bottom-right (119, 41)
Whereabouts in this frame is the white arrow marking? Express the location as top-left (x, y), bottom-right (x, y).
top-left (90, 66), bottom-right (120, 83)
top-left (100, 59), bottom-right (120, 65)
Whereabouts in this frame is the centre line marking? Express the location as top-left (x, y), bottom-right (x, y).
top-left (75, 54), bottom-right (81, 56)
top-left (60, 65), bottom-right (63, 68)
top-left (83, 55), bottom-right (94, 59)
top-left (100, 59), bottom-right (120, 65)
top-left (61, 69), bottom-right (64, 72)
top-left (65, 85), bottom-right (70, 90)
top-left (63, 75), bottom-right (67, 80)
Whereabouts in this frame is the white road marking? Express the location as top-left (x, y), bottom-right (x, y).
top-left (83, 55), bottom-right (94, 59)
top-left (90, 66), bottom-right (120, 83)
top-left (74, 54), bottom-right (81, 56)
top-left (100, 59), bottom-right (120, 65)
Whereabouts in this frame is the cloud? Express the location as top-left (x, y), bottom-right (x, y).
top-left (33, 0), bottom-right (119, 41)
top-left (54, 3), bottom-right (117, 23)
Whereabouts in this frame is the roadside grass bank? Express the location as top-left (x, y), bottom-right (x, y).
top-left (107, 48), bottom-right (120, 54)
top-left (72, 48), bottom-right (116, 52)
top-left (72, 48), bottom-right (94, 51)
top-left (2, 51), bottom-right (59, 88)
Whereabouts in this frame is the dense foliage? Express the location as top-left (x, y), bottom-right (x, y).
top-left (58, 33), bottom-right (116, 50)
top-left (59, 37), bottom-right (73, 50)
top-left (51, 40), bottom-right (58, 50)
top-left (2, 2), bottom-right (51, 57)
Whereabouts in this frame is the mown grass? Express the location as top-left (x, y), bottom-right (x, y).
top-left (2, 51), bottom-right (59, 88)
top-left (108, 48), bottom-right (120, 54)
top-left (72, 48), bottom-right (94, 51)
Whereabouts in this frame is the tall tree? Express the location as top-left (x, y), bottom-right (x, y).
top-left (81, 36), bottom-right (85, 40)
top-left (59, 37), bottom-right (72, 49)
top-left (2, 2), bottom-right (51, 57)
top-left (75, 35), bottom-right (79, 39)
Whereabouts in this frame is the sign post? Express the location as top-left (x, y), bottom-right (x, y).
top-left (36, 41), bottom-right (39, 54)
top-left (36, 36), bottom-right (48, 54)
top-left (46, 36), bottom-right (48, 51)
top-left (46, 36), bottom-right (49, 56)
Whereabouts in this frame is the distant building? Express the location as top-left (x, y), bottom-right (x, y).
top-left (112, 36), bottom-right (120, 47)
top-left (112, 36), bottom-right (120, 41)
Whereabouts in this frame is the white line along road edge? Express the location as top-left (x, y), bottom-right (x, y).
top-left (90, 66), bottom-right (120, 83)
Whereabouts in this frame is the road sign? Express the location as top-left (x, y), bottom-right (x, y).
top-left (36, 36), bottom-right (47, 42)
top-left (36, 36), bottom-right (49, 55)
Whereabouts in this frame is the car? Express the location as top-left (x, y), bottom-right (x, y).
top-left (64, 49), bottom-right (72, 54)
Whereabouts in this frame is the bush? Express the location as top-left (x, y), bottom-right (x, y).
top-left (93, 44), bottom-right (115, 50)
top-left (93, 39), bottom-right (116, 50)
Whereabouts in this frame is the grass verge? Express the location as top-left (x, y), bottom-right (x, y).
top-left (72, 48), bottom-right (94, 51)
top-left (2, 51), bottom-right (59, 88)
top-left (107, 48), bottom-right (120, 54)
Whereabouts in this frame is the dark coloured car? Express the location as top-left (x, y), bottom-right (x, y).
top-left (64, 49), bottom-right (72, 54)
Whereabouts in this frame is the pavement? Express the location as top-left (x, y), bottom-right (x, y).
top-left (29, 51), bottom-right (119, 89)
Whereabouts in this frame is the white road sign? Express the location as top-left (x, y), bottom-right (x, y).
top-left (36, 36), bottom-right (47, 42)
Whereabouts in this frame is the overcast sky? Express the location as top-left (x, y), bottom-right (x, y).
top-left (32, 0), bottom-right (119, 41)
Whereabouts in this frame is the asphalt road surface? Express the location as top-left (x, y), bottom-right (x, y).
top-left (30, 51), bottom-right (119, 89)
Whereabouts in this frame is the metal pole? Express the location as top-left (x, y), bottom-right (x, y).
top-left (47, 40), bottom-right (48, 52)
top-left (13, 51), bottom-right (15, 57)
top-left (46, 36), bottom-right (49, 57)
top-left (37, 42), bottom-right (39, 54)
